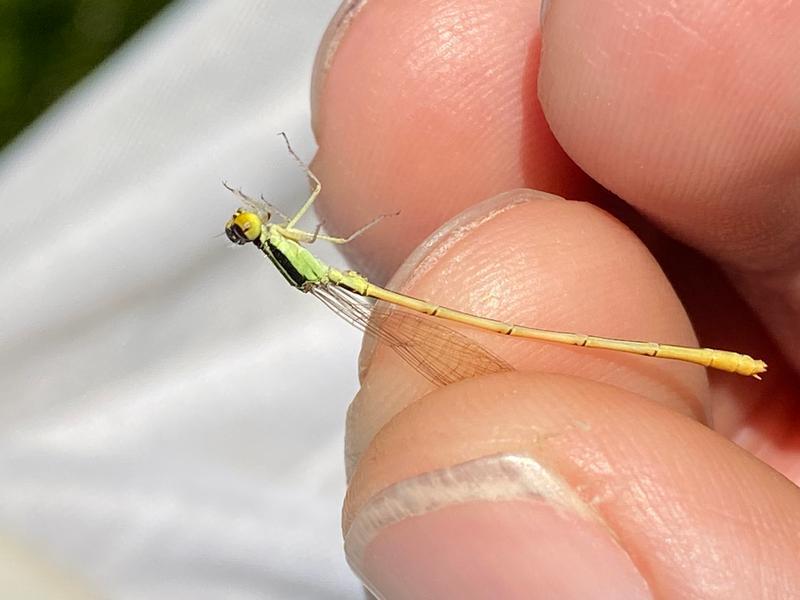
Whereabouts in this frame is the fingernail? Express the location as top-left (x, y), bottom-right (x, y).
top-left (385, 191), bottom-right (537, 290)
top-left (540, 0), bottom-right (551, 27)
top-left (311, 0), bottom-right (371, 133)
top-left (345, 454), bottom-right (652, 600)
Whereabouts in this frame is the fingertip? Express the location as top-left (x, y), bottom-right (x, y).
top-left (538, 0), bottom-right (800, 264)
top-left (345, 373), bottom-right (800, 598)
top-left (310, 0), bottom-right (597, 280)
top-left (346, 189), bottom-right (709, 475)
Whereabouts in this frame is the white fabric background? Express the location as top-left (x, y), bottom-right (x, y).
top-left (0, 1), bottom-right (365, 597)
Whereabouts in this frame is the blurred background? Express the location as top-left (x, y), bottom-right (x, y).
top-left (1, 0), bottom-right (172, 149)
top-left (0, 2), bottom-right (364, 598)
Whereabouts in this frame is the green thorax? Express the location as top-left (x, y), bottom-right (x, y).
top-left (260, 226), bottom-right (330, 287)
top-left (259, 225), bottom-right (369, 294)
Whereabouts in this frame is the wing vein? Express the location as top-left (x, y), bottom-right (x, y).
top-left (310, 284), bottom-right (512, 386)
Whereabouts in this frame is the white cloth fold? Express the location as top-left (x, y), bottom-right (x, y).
top-left (0, 1), bottom-right (363, 597)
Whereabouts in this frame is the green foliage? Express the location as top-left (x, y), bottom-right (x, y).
top-left (0, 0), bottom-right (172, 148)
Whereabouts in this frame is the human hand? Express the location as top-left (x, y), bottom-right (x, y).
top-left (310, 1), bottom-right (800, 597)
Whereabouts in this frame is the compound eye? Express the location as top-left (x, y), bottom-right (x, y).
top-left (225, 223), bottom-right (249, 244)
top-left (224, 211), bottom-right (262, 245)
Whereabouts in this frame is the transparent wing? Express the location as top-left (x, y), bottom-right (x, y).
top-left (311, 284), bottom-right (512, 387)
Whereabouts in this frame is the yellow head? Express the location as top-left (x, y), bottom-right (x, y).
top-left (224, 210), bottom-right (264, 245)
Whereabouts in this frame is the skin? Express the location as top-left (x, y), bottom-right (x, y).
top-left (309, 0), bottom-right (800, 596)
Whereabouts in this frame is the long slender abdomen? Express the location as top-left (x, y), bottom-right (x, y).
top-left (363, 284), bottom-right (767, 377)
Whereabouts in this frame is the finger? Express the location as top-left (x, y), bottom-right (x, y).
top-left (310, 0), bottom-right (597, 281)
top-left (343, 373), bottom-right (800, 599)
top-left (345, 190), bottom-right (716, 476)
top-left (538, 0), bottom-right (800, 367)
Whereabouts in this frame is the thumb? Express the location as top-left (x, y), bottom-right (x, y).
top-left (343, 373), bottom-right (800, 599)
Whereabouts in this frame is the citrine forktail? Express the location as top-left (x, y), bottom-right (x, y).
top-left (223, 136), bottom-right (767, 382)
